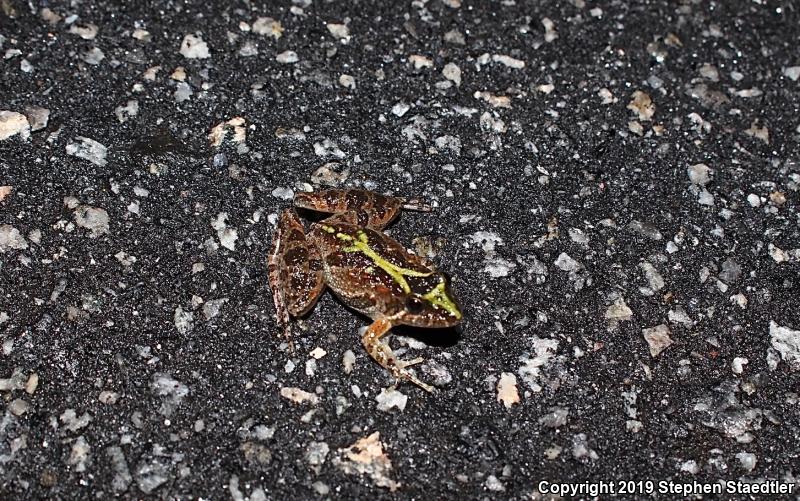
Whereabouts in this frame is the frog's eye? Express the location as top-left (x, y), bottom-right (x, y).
top-left (405, 296), bottom-right (426, 314)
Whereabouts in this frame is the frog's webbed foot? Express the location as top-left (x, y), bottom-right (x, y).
top-left (268, 209), bottom-right (325, 352)
top-left (397, 357), bottom-right (425, 369)
top-left (362, 318), bottom-right (434, 393)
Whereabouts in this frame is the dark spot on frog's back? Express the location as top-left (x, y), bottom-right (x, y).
top-left (346, 190), bottom-right (369, 209)
top-left (282, 246), bottom-right (307, 266)
top-left (286, 228), bottom-right (305, 243)
top-left (308, 257), bottom-right (323, 271)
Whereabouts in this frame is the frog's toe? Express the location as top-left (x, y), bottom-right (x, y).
top-left (397, 357), bottom-right (424, 369)
top-left (393, 367), bottom-right (434, 393)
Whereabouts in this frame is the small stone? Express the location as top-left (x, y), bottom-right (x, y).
top-left (598, 88), bottom-right (617, 104)
top-left (746, 193), bottom-right (761, 207)
top-left (83, 47), bottom-right (105, 65)
top-left (208, 117), bottom-right (246, 147)
top-left (627, 90), bottom-right (655, 120)
top-left (99, 390), bottom-right (120, 404)
top-left (253, 17), bottom-right (283, 39)
top-left (699, 63), bottom-right (720, 81)
top-left (114, 100), bottom-right (139, 123)
top-left (180, 34), bottom-right (210, 59)
top-left (151, 373), bottom-right (189, 416)
top-left (311, 481), bottom-right (329, 495)
top-left (642, 324), bottom-right (673, 357)
top-left (442, 63), bottom-right (461, 86)
top-left (492, 54), bottom-right (525, 69)
top-left (680, 460), bottom-right (700, 474)
top-left (276, 50), bottom-right (298, 64)
top-left (310, 347), bottom-right (327, 359)
top-left (338, 74), bottom-right (355, 89)
top-left (784, 66), bottom-right (800, 81)
top-left (735, 452), bottom-right (757, 472)
top-left (66, 136), bottom-right (108, 166)
top-left (605, 297), bottom-right (633, 321)
top-left (132, 29), bottom-right (151, 41)
top-left (408, 55), bottom-right (433, 69)
top-left (271, 187), bottom-right (294, 200)
top-left (769, 321), bottom-right (800, 370)
top-left (744, 121), bottom-right (769, 144)
top-left (770, 191), bottom-right (786, 206)
top-left (174, 82), bottom-right (193, 102)
top-left (68, 436), bottom-right (91, 472)
top-left (554, 252), bottom-right (582, 272)
top-left (0, 111), bottom-right (30, 141)
top-left (210, 212), bottom-right (238, 251)
top-left (40, 8), bottom-right (61, 25)
top-left (25, 373), bottom-right (39, 394)
top-left (280, 387), bottom-right (319, 405)
top-left (171, 66), bottom-right (187, 81)
top-left (497, 372), bottom-right (520, 408)
top-left (74, 206), bottom-right (110, 237)
top-left (60, 409), bottom-right (93, 432)
top-left (486, 475), bottom-right (506, 492)
top-left (687, 163), bottom-right (712, 185)
top-left (107, 446), bottom-right (133, 492)
top-left (334, 432), bottom-right (399, 491)
top-left (327, 23), bottom-right (350, 41)
top-left (238, 41), bottom-right (258, 57)
top-left (538, 407), bottom-right (568, 427)
top-left (719, 258), bottom-right (742, 283)
top-left (392, 102), bottom-right (410, 117)
top-left (375, 388), bottom-right (408, 412)
top-left (731, 357), bottom-right (748, 374)
top-left (202, 298), bottom-right (228, 320)
top-left (24, 107), bottom-right (49, 131)
top-left (444, 29), bottom-right (465, 45)
top-left (9, 398), bottom-right (29, 416)
top-left (69, 24), bottom-right (98, 40)
top-left (135, 458), bottom-right (169, 494)
top-left (173, 306), bottom-right (194, 334)
top-left (343, 350), bottom-right (356, 374)
top-left (305, 441), bottom-right (330, 471)
top-left (474, 91), bottom-right (511, 108)
top-left (0, 225), bottom-right (28, 251)
top-left (311, 163), bottom-right (350, 187)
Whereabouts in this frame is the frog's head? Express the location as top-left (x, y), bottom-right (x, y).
top-left (397, 274), bottom-right (462, 328)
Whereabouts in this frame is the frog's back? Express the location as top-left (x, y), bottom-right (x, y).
top-left (308, 222), bottom-right (442, 314)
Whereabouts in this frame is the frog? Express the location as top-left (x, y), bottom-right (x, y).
top-left (268, 189), bottom-right (463, 392)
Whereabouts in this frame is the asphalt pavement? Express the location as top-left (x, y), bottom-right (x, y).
top-left (1, 0), bottom-right (799, 499)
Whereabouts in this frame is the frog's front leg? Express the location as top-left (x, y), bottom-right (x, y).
top-left (268, 209), bottom-right (325, 349)
top-left (361, 317), bottom-right (434, 393)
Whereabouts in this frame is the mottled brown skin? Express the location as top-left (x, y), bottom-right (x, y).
top-left (268, 189), bottom-right (462, 392)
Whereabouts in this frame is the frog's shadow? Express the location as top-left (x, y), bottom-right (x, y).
top-left (391, 324), bottom-right (462, 349)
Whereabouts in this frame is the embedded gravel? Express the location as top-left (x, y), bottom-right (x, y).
top-left (1, 1), bottom-right (800, 499)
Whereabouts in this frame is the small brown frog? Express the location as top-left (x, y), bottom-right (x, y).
top-left (268, 189), bottom-right (462, 392)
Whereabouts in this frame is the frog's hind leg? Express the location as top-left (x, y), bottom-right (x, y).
top-left (295, 189), bottom-right (428, 230)
top-left (268, 209), bottom-right (325, 349)
top-left (361, 317), bottom-right (434, 393)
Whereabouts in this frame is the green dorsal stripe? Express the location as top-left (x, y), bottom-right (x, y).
top-left (422, 282), bottom-right (462, 319)
top-left (332, 229), bottom-right (431, 293)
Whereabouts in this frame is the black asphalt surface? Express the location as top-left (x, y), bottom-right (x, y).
top-left (2, 0), bottom-right (800, 499)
